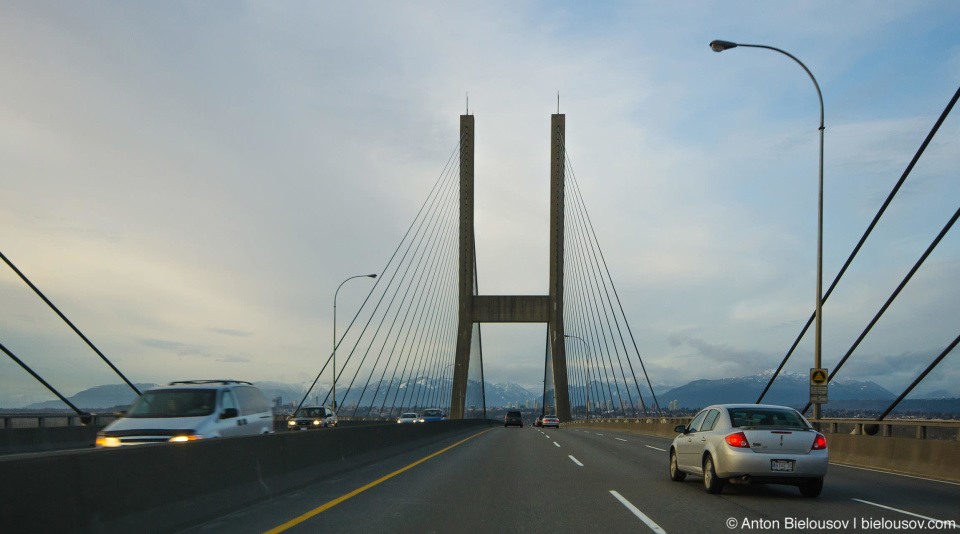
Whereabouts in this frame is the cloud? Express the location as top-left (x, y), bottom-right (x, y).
top-left (139, 339), bottom-right (206, 357)
top-left (218, 355), bottom-right (251, 363)
top-left (208, 328), bottom-right (253, 338)
top-left (1, 2), bottom-right (958, 404)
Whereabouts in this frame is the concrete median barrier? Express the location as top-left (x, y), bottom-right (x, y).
top-left (0, 426), bottom-right (103, 455)
top-left (0, 419), bottom-right (493, 534)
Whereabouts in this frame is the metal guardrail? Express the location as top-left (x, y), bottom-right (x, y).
top-left (0, 413), bottom-right (118, 429)
top-left (1, 413), bottom-right (475, 430)
top-left (6, 413), bottom-right (958, 440)
top-left (817, 418), bottom-right (960, 441)
top-left (568, 417), bottom-right (960, 441)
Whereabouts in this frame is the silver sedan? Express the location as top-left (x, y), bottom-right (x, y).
top-left (669, 404), bottom-right (828, 497)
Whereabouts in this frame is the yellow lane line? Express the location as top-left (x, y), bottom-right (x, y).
top-left (263, 428), bottom-right (494, 534)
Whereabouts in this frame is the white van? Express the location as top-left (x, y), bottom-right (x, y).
top-left (96, 380), bottom-right (274, 447)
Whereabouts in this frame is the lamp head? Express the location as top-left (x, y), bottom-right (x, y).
top-left (367, 274), bottom-right (377, 278)
top-left (710, 40), bottom-right (738, 52)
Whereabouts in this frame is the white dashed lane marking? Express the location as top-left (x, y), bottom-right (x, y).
top-left (568, 455), bottom-right (583, 467)
top-left (610, 491), bottom-right (667, 533)
top-left (645, 445), bottom-right (666, 452)
top-left (851, 499), bottom-right (952, 523)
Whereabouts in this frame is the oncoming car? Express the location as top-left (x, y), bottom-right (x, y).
top-left (669, 404), bottom-right (827, 497)
top-left (96, 380), bottom-right (273, 447)
top-left (287, 406), bottom-right (338, 430)
top-left (397, 413), bottom-right (419, 424)
top-left (418, 408), bottom-right (446, 422)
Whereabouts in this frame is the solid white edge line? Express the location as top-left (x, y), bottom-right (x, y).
top-left (851, 498), bottom-right (950, 524)
top-left (554, 442), bottom-right (561, 447)
top-left (645, 445), bottom-right (666, 452)
top-left (832, 462), bottom-right (960, 486)
top-left (568, 455), bottom-right (583, 466)
top-left (610, 490), bottom-right (667, 534)
top-left (615, 438), bottom-right (628, 442)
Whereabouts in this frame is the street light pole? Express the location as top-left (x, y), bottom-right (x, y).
top-left (333, 273), bottom-right (377, 414)
top-left (710, 40), bottom-right (825, 422)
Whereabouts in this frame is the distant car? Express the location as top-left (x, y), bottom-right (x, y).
top-left (418, 408), bottom-right (446, 422)
top-left (534, 416), bottom-right (542, 427)
top-left (541, 416), bottom-right (560, 428)
top-left (96, 380), bottom-right (273, 447)
top-left (287, 405), bottom-right (337, 430)
top-left (669, 404), bottom-right (828, 497)
top-left (504, 410), bottom-right (523, 428)
top-left (397, 413), bottom-right (419, 424)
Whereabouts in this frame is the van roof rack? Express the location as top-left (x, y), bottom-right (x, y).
top-left (168, 380), bottom-right (253, 386)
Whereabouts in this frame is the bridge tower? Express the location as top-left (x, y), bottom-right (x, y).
top-left (450, 114), bottom-right (571, 421)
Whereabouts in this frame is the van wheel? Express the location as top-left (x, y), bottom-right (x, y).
top-left (669, 449), bottom-right (686, 481)
top-left (703, 455), bottom-right (724, 494)
top-left (799, 478), bottom-right (823, 498)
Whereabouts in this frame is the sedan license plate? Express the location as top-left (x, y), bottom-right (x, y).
top-left (771, 459), bottom-right (795, 472)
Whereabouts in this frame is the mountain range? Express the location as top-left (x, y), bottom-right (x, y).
top-left (11, 371), bottom-right (956, 415)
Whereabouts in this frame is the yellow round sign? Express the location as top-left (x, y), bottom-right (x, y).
top-left (810, 368), bottom-right (828, 385)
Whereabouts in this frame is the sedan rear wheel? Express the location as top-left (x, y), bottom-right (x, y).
top-left (703, 455), bottom-right (725, 494)
top-left (669, 449), bottom-right (686, 481)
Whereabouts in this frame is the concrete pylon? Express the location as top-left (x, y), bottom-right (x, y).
top-left (450, 115), bottom-right (474, 420)
top-left (449, 114), bottom-right (571, 422)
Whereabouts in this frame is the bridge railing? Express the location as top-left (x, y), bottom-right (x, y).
top-left (818, 418), bottom-right (960, 441)
top-left (0, 413), bottom-right (119, 429)
top-left (567, 417), bottom-right (960, 441)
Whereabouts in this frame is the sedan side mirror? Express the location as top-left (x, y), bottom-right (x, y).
top-left (674, 425), bottom-right (688, 434)
top-left (221, 408), bottom-right (239, 419)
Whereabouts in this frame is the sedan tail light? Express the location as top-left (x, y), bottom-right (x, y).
top-left (725, 431), bottom-right (750, 448)
top-left (812, 433), bottom-right (827, 450)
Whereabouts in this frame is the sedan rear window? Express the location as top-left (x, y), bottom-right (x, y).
top-left (728, 408), bottom-right (808, 429)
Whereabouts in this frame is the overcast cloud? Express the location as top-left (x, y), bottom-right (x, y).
top-left (1, 1), bottom-right (959, 406)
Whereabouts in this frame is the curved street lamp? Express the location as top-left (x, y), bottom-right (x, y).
top-left (710, 40), bottom-right (825, 421)
top-left (333, 273), bottom-right (377, 413)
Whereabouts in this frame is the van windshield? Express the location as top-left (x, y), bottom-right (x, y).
top-left (296, 408), bottom-right (327, 418)
top-left (126, 389), bottom-right (217, 418)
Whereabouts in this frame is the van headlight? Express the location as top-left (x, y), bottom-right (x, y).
top-left (313, 420), bottom-right (321, 426)
top-left (169, 435), bottom-right (201, 443)
top-left (96, 436), bottom-right (121, 447)
top-left (288, 420), bottom-right (297, 426)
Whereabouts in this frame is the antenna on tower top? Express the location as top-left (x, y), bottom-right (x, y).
top-left (557, 91), bottom-right (560, 114)
top-left (466, 93), bottom-right (469, 115)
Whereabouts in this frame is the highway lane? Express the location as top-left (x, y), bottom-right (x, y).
top-left (180, 425), bottom-right (960, 533)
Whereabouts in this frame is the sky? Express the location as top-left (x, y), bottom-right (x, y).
top-left (2, 1), bottom-right (960, 407)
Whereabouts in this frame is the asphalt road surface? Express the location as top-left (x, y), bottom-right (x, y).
top-left (179, 425), bottom-right (960, 533)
